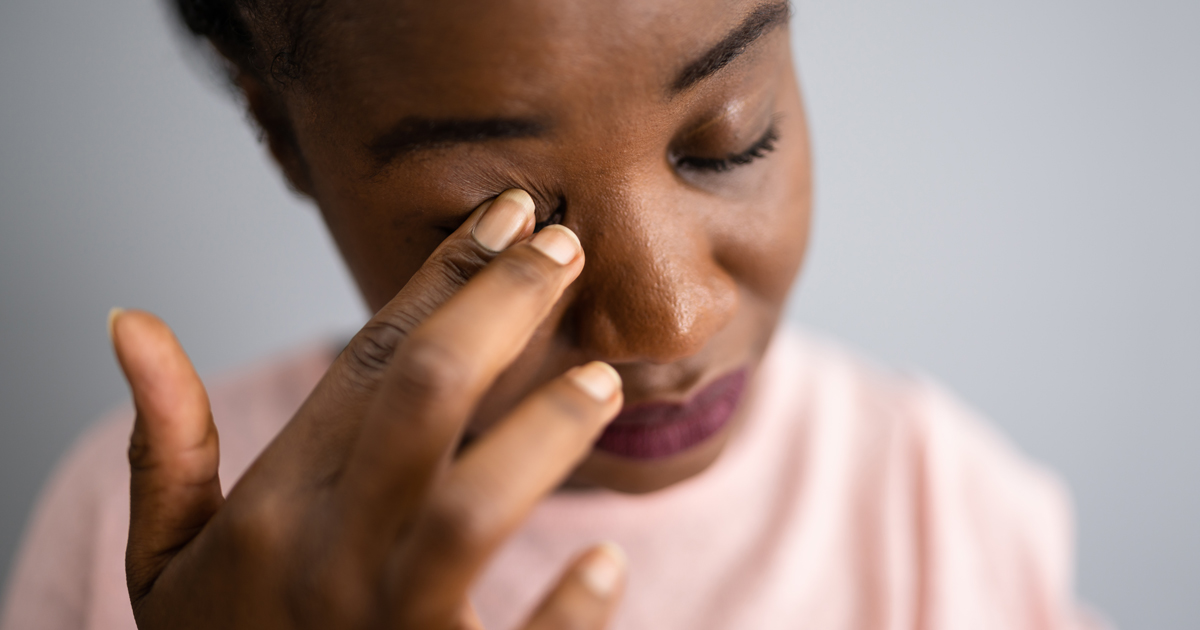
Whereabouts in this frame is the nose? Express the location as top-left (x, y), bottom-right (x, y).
top-left (564, 184), bottom-right (738, 365)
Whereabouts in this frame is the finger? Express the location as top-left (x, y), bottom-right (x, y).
top-left (335, 188), bottom-right (538, 396)
top-left (521, 544), bottom-right (627, 630)
top-left (110, 309), bottom-right (224, 603)
top-left (456, 603), bottom-right (485, 630)
top-left (389, 362), bottom-right (621, 623)
top-left (257, 190), bottom-right (536, 483)
top-left (338, 224), bottom-right (586, 538)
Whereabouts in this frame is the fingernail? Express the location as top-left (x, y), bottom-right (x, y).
top-left (530, 225), bottom-right (581, 265)
top-left (472, 189), bottom-right (535, 252)
top-left (107, 307), bottom-right (125, 342)
top-left (580, 542), bottom-right (626, 597)
top-left (569, 361), bottom-right (622, 402)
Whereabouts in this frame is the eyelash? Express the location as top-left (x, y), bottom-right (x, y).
top-left (674, 122), bottom-right (781, 173)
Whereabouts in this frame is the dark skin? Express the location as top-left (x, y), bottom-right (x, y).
top-left (264, 0), bottom-right (811, 492)
top-left (112, 0), bottom-right (811, 627)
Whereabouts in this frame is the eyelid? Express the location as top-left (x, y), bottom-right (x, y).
top-left (679, 82), bottom-right (774, 144)
top-left (456, 166), bottom-right (566, 221)
top-left (674, 115), bottom-right (781, 173)
top-left (685, 97), bottom-right (755, 139)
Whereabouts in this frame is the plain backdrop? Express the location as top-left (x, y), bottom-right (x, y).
top-left (1, 0), bottom-right (1197, 627)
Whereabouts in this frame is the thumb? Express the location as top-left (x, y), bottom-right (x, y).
top-left (109, 309), bottom-right (223, 604)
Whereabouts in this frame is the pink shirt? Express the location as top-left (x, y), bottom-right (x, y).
top-left (1, 328), bottom-right (1106, 629)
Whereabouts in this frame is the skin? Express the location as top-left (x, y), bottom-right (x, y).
top-left (256, 0), bottom-right (812, 492)
top-left (114, 0), bottom-right (812, 627)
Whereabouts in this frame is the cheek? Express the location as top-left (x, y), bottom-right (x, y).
top-left (322, 204), bottom-right (444, 313)
top-left (310, 175), bottom-right (450, 314)
top-left (712, 100), bottom-right (812, 307)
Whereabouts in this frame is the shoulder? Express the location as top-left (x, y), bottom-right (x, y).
top-left (798, 330), bottom-right (1072, 560)
top-left (771, 327), bottom-right (1067, 524)
top-left (0, 406), bottom-right (135, 630)
top-left (762, 327), bottom-right (1099, 628)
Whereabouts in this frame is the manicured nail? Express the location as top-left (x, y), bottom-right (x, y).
top-left (472, 189), bottom-right (535, 252)
top-left (580, 542), bottom-right (626, 597)
top-left (530, 224), bottom-right (581, 265)
top-left (569, 361), bottom-right (622, 402)
top-left (107, 307), bottom-right (125, 342)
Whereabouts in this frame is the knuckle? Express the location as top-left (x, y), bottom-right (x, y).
top-left (126, 424), bottom-right (154, 471)
top-left (127, 417), bottom-right (221, 484)
top-left (393, 337), bottom-right (473, 401)
top-left (433, 240), bottom-right (490, 287)
top-left (343, 319), bottom-right (408, 387)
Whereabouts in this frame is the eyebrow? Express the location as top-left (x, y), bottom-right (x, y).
top-left (368, 117), bottom-right (548, 165)
top-left (671, 1), bottom-right (791, 94)
top-left (368, 1), bottom-right (790, 166)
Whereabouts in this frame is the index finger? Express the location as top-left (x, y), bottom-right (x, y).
top-left (337, 224), bottom-right (585, 536)
top-left (252, 190), bottom-right (537, 486)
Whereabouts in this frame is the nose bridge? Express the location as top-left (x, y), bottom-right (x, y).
top-left (564, 174), bottom-right (738, 365)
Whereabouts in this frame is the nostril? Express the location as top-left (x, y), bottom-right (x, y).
top-left (534, 197), bottom-right (567, 232)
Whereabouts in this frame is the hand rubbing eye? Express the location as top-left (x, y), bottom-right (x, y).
top-left (534, 198), bottom-right (566, 232)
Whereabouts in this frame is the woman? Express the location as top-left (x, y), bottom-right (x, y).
top-left (1, 0), bottom-right (1103, 628)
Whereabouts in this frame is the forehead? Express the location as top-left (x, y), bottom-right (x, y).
top-left (309, 0), bottom-right (760, 120)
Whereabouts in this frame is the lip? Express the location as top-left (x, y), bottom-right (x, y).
top-left (594, 368), bottom-right (748, 460)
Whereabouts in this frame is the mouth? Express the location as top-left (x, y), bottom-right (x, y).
top-left (593, 367), bottom-right (748, 460)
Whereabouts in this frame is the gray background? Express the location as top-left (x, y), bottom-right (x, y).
top-left (1, 0), bottom-right (1196, 627)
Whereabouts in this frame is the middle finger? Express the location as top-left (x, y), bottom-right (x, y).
top-left (337, 224), bottom-right (585, 537)
top-left (247, 190), bottom-right (533, 488)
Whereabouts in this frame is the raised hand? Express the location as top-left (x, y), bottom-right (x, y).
top-left (110, 189), bottom-right (626, 629)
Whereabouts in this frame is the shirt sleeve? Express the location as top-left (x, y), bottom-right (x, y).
top-left (906, 377), bottom-right (1111, 630)
top-left (0, 413), bottom-right (134, 630)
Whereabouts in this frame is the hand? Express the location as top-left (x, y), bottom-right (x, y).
top-left (110, 189), bottom-right (627, 629)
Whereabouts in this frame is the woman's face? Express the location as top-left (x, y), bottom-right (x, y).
top-left (260, 0), bottom-right (811, 493)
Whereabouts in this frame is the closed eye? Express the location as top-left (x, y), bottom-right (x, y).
top-left (674, 121), bottom-right (780, 173)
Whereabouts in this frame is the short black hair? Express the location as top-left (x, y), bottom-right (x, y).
top-left (168, 0), bottom-right (324, 85)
